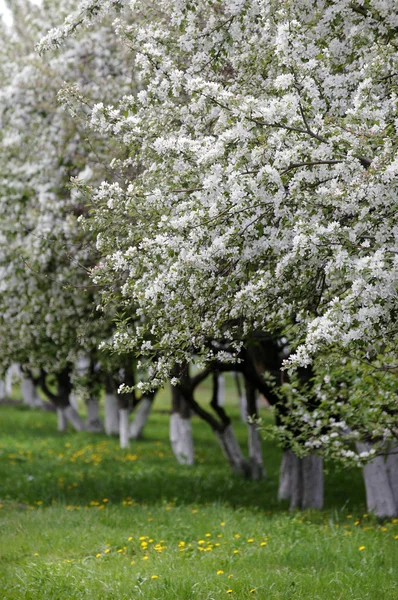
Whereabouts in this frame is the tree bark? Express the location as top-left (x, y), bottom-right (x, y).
top-left (217, 373), bottom-right (225, 406)
top-left (245, 376), bottom-right (265, 479)
top-left (278, 449), bottom-right (324, 510)
top-left (119, 408), bottom-right (130, 449)
top-left (357, 442), bottom-right (397, 518)
top-left (386, 444), bottom-right (398, 513)
top-left (64, 405), bottom-right (86, 431)
top-left (104, 392), bottom-right (119, 435)
top-left (57, 408), bottom-right (67, 432)
top-left (86, 398), bottom-right (104, 432)
top-left (170, 383), bottom-right (194, 465)
top-left (215, 424), bottom-right (250, 477)
top-left (248, 422), bottom-right (265, 480)
top-left (21, 377), bottom-right (40, 407)
top-left (130, 396), bottom-right (153, 440)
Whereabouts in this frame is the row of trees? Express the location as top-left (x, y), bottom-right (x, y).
top-left (1, 0), bottom-right (397, 516)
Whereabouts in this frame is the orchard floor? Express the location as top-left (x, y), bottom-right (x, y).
top-left (0, 397), bottom-right (397, 599)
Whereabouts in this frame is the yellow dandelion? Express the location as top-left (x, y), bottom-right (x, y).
top-left (233, 549), bottom-right (239, 554)
top-left (220, 522), bottom-right (225, 526)
top-left (205, 533), bottom-right (211, 537)
top-left (96, 553), bottom-right (101, 558)
top-left (103, 498), bottom-right (108, 503)
top-left (130, 561), bottom-right (135, 565)
top-left (151, 575), bottom-right (158, 579)
top-left (217, 570), bottom-right (224, 575)
top-left (234, 534), bottom-right (240, 539)
top-left (104, 549), bottom-right (110, 554)
top-left (250, 589), bottom-right (256, 594)
top-left (260, 542), bottom-right (267, 546)
top-left (247, 538), bottom-right (254, 543)
top-left (359, 546), bottom-right (365, 551)
top-left (226, 589), bottom-right (233, 594)
top-left (143, 556), bottom-right (149, 560)
top-left (394, 535), bottom-right (398, 540)
top-left (34, 553), bottom-right (39, 557)
top-left (128, 536), bottom-right (133, 541)
top-left (381, 527), bottom-right (387, 532)
top-left (192, 509), bottom-right (198, 514)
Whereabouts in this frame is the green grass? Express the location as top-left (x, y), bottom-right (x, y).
top-left (0, 388), bottom-right (397, 599)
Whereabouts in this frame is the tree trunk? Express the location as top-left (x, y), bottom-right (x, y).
top-left (302, 454), bottom-right (324, 510)
top-left (5, 363), bottom-right (21, 396)
top-left (69, 392), bottom-right (79, 411)
top-left (119, 408), bottom-right (130, 449)
top-left (170, 383), bottom-right (195, 465)
top-left (217, 373), bottom-right (225, 406)
top-left (21, 377), bottom-right (39, 407)
top-left (104, 392), bottom-right (119, 436)
top-left (215, 424), bottom-right (250, 477)
top-left (357, 442), bottom-right (397, 518)
top-left (57, 408), bottom-right (67, 432)
top-left (233, 372), bottom-right (248, 422)
top-left (130, 396), bottom-right (153, 440)
top-left (0, 379), bottom-right (5, 400)
top-left (386, 445), bottom-right (398, 513)
top-left (278, 449), bottom-right (324, 510)
top-left (248, 422), bottom-right (265, 480)
top-left (64, 405), bottom-right (86, 431)
top-left (86, 398), bottom-right (103, 432)
top-left (278, 449), bottom-right (295, 501)
top-left (245, 376), bottom-right (265, 479)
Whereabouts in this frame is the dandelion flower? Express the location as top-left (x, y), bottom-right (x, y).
top-left (217, 570), bottom-right (224, 575)
top-left (359, 546), bottom-right (365, 551)
top-left (151, 575), bottom-right (158, 579)
top-left (226, 589), bottom-right (233, 594)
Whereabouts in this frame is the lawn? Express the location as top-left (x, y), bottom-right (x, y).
top-left (0, 385), bottom-right (397, 599)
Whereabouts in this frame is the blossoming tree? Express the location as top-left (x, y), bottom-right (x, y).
top-left (36, 0), bottom-right (398, 514)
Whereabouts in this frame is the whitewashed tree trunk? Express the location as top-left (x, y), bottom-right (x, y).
top-left (170, 414), bottom-right (194, 465)
top-left (57, 408), bottom-right (67, 432)
top-left (386, 445), bottom-right (398, 513)
top-left (278, 449), bottom-right (295, 501)
top-left (247, 422), bottom-right (265, 480)
top-left (216, 424), bottom-right (249, 477)
top-left (86, 398), bottom-right (103, 432)
top-left (104, 392), bottom-right (119, 436)
top-left (64, 405), bottom-right (86, 431)
top-left (170, 412), bottom-right (181, 460)
top-left (21, 378), bottom-right (37, 407)
top-left (240, 393), bottom-right (248, 422)
top-left (357, 442), bottom-right (397, 518)
top-left (217, 374), bottom-right (225, 407)
top-left (69, 392), bottom-right (79, 411)
top-left (130, 397), bottom-right (152, 440)
top-left (119, 408), bottom-right (130, 449)
top-left (170, 413), bottom-right (194, 464)
top-left (6, 363), bottom-right (21, 396)
top-left (288, 452), bottom-right (303, 511)
top-left (0, 380), bottom-right (5, 400)
top-left (302, 454), bottom-right (324, 510)
top-left (278, 449), bottom-right (323, 510)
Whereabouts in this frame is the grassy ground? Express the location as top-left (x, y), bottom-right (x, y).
top-left (0, 384), bottom-right (397, 599)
